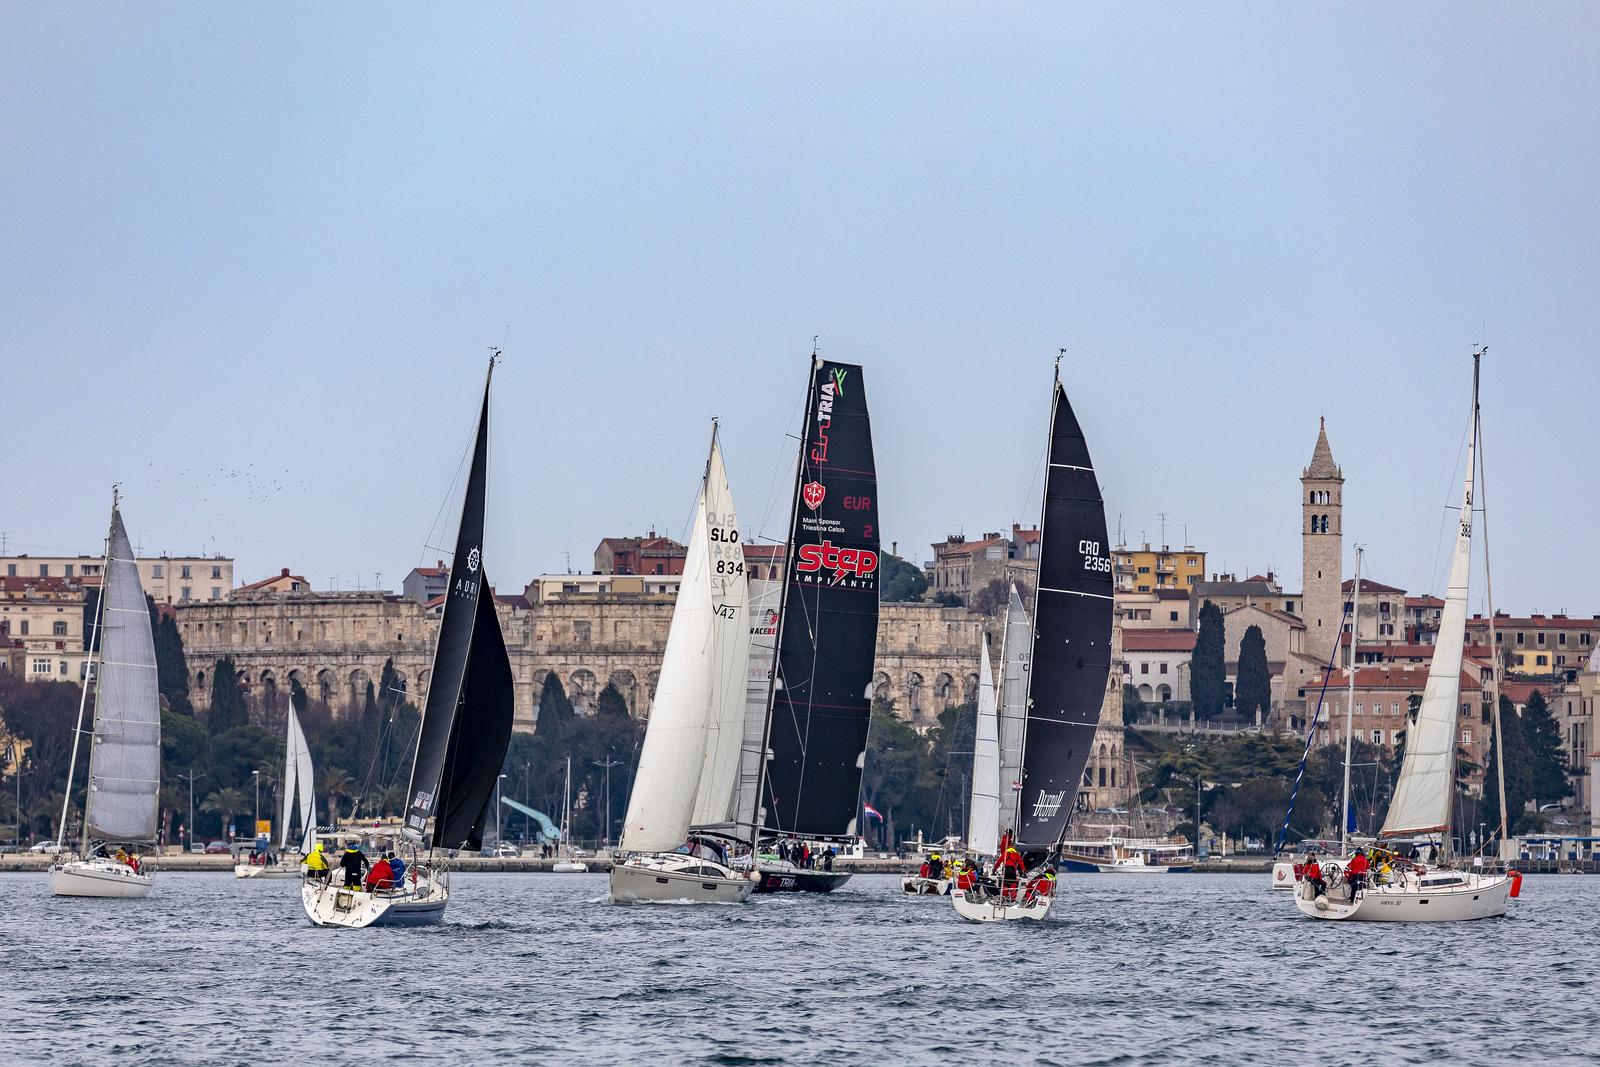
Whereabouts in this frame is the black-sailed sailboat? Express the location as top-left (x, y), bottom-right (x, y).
top-left (302, 355), bottom-right (515, 928)
top-left (747, 356), bottom-right (880, 893)
top-left (953, 357), bottom-right (1114, 922)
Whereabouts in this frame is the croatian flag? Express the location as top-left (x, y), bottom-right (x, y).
top-left (862, 804), bottom-right (883, 822)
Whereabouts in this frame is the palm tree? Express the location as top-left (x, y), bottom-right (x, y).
top-left (317, 768), bottom-right (354, 829)
top-left (200, 787), bottom-right (250, 841)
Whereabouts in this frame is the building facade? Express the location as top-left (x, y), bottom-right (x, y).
top-left (1, 552), bottom-right (233, 604)
top-left (1301, 418), bottom-right (1344, 665)
top-left (0, 575), bottom-right (92, 683)
top-left (1113, 543), bottom-right (1206, 594)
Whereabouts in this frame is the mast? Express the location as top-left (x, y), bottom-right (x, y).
top-left (56, 495), bottom-right (113, 851)
top-left (1340, 547), bottom-right (1362, 855)
top-left (1475, 348), bottom-right (1507, 859)
top-left (747, 354), bottom-right (816, 852)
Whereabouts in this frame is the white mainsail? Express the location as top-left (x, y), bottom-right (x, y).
top-left (84, 508), bottom-right (161, 843)
top-left (966, 638), bottom-right (1001, 857)
top-left (621, 431), bottom-right (749, 853)
top-left (1382, 430), bottom-right (1476, 838)
top-left (997, 583), bottom-right (1030, 833)
top-left (280, 704), bottom-right (316, 852)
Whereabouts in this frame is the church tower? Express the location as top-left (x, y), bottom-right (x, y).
top-left (1301, 418), bottom-right (1343, 664)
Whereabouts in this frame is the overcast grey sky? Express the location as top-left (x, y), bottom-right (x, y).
top-left (2, 7), bottom-right (1595, 612)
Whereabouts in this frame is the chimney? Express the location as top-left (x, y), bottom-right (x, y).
top-left (280, 568), bottom-right (290, 577)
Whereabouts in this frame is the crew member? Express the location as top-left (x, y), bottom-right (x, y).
top-left (1304, 853), bottom-right (1327, 898)
top-left (339, 842), bottom-right (370, 889)
top-left (304, 842), bottom-right (331, 882)
top-left (1346, 848), bottom-right (1370, 895)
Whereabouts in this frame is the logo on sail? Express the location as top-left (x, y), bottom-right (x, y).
top-left (1031, 789), bottom-right (1066, 819)
top-left (795, 539), bottom-right (878, 586)
top-left (466, 546), bottom-right (481, 573)
top-left (413, 789), bottom-right (434, 814)
top-left (802, 482), bottom-right (826, 511)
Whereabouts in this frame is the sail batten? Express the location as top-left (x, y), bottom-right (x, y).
top-left (761, 360), bottom-right (879, 840)
top-left (84, 509), bottom-right (161, 843)
top-left (1015, 379), bottom-right (1113, 854)
top-left (403, 365), bottom-right (515, 852)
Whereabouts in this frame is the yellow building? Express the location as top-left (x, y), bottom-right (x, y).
top-left (1113, 543), bottom-right (1206, 594)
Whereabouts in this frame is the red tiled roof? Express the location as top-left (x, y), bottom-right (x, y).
top-left (411, 560), bottom-right (449, 578)
top-left (1012, 527), bottom-right (1041, 543)
top-left (1123, 629), bottom-right (1197, 653)
top-left (742, 544), bottom-right (786, 560)
top-left (1469, 614), bottom-right (1600, 630)
top-left (0, 575), bottom-right (84, 596)
top-left (1224, 603), bottom-right (1305, 629)
top-left (1500, 681), bottom-right (1545, 706)
top-left (934, 536), bottom-right (1006, 557)
top-left (1405, 595), bottom-right (1445, 608)
top-left (1342, 578), bottom-right (1406, 595)
top-left (1155, 588), bottom-right (1190, 600)
top-left (1311, 665), bottom-right (1483, 692)
top-left (238, 567), bottom-right (309, 592)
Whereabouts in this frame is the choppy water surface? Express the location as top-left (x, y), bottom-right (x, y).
top-left (1, 871), bottom-right (1593, 1065)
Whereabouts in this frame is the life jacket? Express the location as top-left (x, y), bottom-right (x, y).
top-left (919, 862), bottom-right (930, 879)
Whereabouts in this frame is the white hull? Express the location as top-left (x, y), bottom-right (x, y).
top-left (50, 859), bottom-right (154, 898)
top-left (1295, 869), bottom-right (1513, 922)
top-left (301, 873), bottom-right (449, 928)
top-left (951, 887), bottom-right (1053, 923)
top-left (609, 856), bottom-right (754, 904)
top-left (1097, 860), bottom-right (1169, 874)
top-left (235, 862), bottom-right (301, 879)
top-left (1271, 860), bottom-right (1298, 889)
top-left (552, 860), bottom-right (589, 873)
top-left (901, 876), bottom-right (952, 896)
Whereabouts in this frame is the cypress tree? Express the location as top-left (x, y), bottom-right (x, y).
top-left (1191, 600), bottom-right (1226, 719)
top-left (207, 657), bottom-right (248, 735)
top-left (1519, 691), bottom-right (1571, 809)
top-left (595, 682), bottom-right (629, 720)
top-left (536, 673), bottom-right (575, 738)
top-left (1482, 695), bottom-right (1534, 836)
top-left (1235, 624), bottom-right (1271, 722)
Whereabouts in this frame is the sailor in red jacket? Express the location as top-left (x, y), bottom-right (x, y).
top-left (364, 855), bottom-right (394, 892)
top-left (1346, 849), bottom-right (1370, 894)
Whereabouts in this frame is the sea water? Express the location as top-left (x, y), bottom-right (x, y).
top-left (1, 872), bottom-right (1592, 1065)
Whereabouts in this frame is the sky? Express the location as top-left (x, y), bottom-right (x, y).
top-left (2, 7), bottom-right (1596, 613)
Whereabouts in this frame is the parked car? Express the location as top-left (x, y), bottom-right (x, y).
top-left (28, 841), bottom-right (65, 855)
top-left (189, 842), bottom-right (206, 853)
top-left (204, 840), bottom-right (232, 854)
top-left (480, 842), bottom-right (520, 858)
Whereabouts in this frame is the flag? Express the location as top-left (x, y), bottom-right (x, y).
top-left (862, 804), bottom-right (883, 822)
top-left (1345, 802), bottom-right (1358, 835)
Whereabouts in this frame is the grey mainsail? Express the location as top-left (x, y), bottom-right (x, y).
top-left (84, 508), bottom-right (161, 843)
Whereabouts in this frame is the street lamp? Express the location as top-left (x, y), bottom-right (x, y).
top-left (252, 769), bottom-right (261, 838)
top-left (495, 773), bottom-right (507, 850)
top-left (179, 771), bottom-right (205, 852)
top-left (593, 758), bottom-right (623, 848)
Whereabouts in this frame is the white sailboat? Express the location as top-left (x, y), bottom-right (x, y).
top-left (237, 702), bottom-right (316, 879)
top-left (1296, 350), bottom-right (1517, 922)
top-left (551, 757), bottom-right (588, 872)
top-left (609, 425), bottom-right (756, 904)
top-left (50, 493), bottom-right (161, 898)
top-left (902, 638), bottom-right (1000, 896)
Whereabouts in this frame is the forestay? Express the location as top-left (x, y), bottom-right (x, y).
top-left (1382, 430), bottom-right (1475, 838)
top-left (84, 508), bottom-right (160, 843)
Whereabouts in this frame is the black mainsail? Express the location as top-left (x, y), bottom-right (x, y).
top-left (1014, 366), bottom-right (1113, 856)
top-left (403, 360), bottom-right (515, 852)
top-left (760, 358), bottom-right (880, 840)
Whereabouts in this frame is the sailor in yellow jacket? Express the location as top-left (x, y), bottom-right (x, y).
top-left (303, 842), bottom-right (330, 882)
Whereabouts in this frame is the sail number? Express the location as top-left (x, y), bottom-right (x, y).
top-left (713, 604), bottom-right (739, 619)
top-left (1080, 540), bottom-right (1111, 573)
top-left (709, 525), bottom-right (738, 543)
top-left (715, 558), bottom-right (744, 576)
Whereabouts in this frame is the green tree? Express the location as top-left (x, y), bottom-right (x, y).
top-left (536, 673), bottom-right (576, 739)
top-left (595, 682), bottom-right (630, 720)
top-left (207, 658), bottom-right (248, 735)
top-left (146, 595), bottom-right (192, 715)
top-left (1190, 600), bottom-right (1226, 719)
top-left (318, 767), bottom-right (354, 827)
top-left (932, 592), bottom-right (963, 608)
top-left (969, 579), bottom-right (1011, 617)
top-left (1519, 690), bottom-right (1572, 810)
top-left (1234, 625), bottom-right (1270, 722)
top-left (862, 695), bottom-right (928, 850)
top-left (879, 554), bottom-right (928, 603)
top-left (1122, 684), bottom-right (1146, 723)
top-left (200, 786), bottom-right (250, 839)
top-left (1482, 695), bottom-right (1534, 836)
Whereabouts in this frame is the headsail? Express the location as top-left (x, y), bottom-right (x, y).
top-left (966, 638), bottom-right (1001, 858)
top-left (733, 577), bottom-right (782, 840)
top-left (403, 363), bottom-right (515, 852)
top-left (623, 429), bottom-right (750, 851)
top-left (84, 507), bottom-right (161, 843)
top-left (1381, 424), bottom-right (1475, 838)
top-left (281, 703), bottom-right (316, 852)
top-left (1016, 375), bottom-right (1113, 854)
top-left (997, 583), bottom-right (1030, 832)
top-left (762, 360), bottom-right (880, 840)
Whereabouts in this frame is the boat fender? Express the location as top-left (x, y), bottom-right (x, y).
top-left (1509, 871), bottom-right (1522, 898)
top-left (747, 870), bottom-right (762, 884)
top-left (1314, 894), bottom-right (1329, 911)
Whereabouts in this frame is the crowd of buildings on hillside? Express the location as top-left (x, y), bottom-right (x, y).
top-left (4, 420), bottom-right (1597, 808)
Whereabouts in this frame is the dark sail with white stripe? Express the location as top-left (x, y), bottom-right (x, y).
top-left (1014, 370), bottom-right (1113, 854)
top-left (761, 358), bottom-right (880, 839)
top-left (403, 359), bottom-right (515, 852)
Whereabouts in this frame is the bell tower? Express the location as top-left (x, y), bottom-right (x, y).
top-left (1301, 417), bottom-right (1343, 664)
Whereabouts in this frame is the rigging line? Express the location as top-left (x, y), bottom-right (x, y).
top-left (416, 386), bottom-right (481, 576)
top-left (1416, 375), bottom-right (1474, 600)
top-left (753, 390), bottom-right (808, 548)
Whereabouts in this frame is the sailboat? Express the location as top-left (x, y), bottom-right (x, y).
top-left (902, 638), bottom-right (1000, 896)
top-left (1295, 350), bottom-right (1518, 922)
top-left (236, 700), bottom-right (316, 878)
top-left (50, 492), bottom-right (162, 898)
top-left (745, 357), bottom-right (879, 894)
top-left (610, 425), bottom-right (756, 903)
top-left (302, 355), bottom-right (515, 928)
top-left (551, 757), bottom-right (588, 873)
top-left (952, 359), bottom-right (1114, 922)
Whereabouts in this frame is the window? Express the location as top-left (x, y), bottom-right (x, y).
top-left (1559, 632), bottom-right (1567, 646)
top-left (1380, 624), bottom-right (1394, 636)
top-left (180, 586), bottom-right (191, 601)
top-left (153, 564), bottom-right (164, 578)
top-left (1390, 701), bottom-right (1399, 717)
top-left (38, 564), bottom-right (48, 576)
top-left (1140, 663), bottom-right (1149, 675)
top-left (1098, 766), bottom-right (1107, 787)
top-left (1515, 631), bottom-right (1524, 645)
top-left (1371, 730), bottom-right (1382, 744)
top-left (212, 566), bottom-right (222, 580)
top-left (52, 621), bottom-right (67, 636)
top-left (32, 658), bottom-right (49, 674)
top-left (19, 621), bottom-right (27, 636)
top-left (1461, 728), bottom-right (1473, 744)
top-left (59, 660), bottom-right (67, 676)
top-left (211, 587), bottom-right (221, 600)
top-left (65, 564), bottom-right (74, 577)
top-left (181, 565), bottom-right (191, 579)
top-left (4, 564), bottom-right (13, 576)
top-left (1137, 566), bottom-right (1150, 574)
top-left (1169, 611), bottom-right (1179, 622)
top-left (1536, 655), bottom-right (1548, 666)
top-left (1355, 702), bottom-right (1363, 716)
top-left (1538, 632), bottom-right (1546, 646)
top-left (1159, 662), bottom-right (1169, 675)
top-left (1187, 557), bottom-right (1197, 566)
top-left (1284, 600), bottom-right (1295, 614)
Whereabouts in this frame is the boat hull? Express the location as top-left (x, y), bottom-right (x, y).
top-left (552, 860), bottom-right (589, 873)
top-left (235, 862), bottom-right (301, 879)
top-left (1097, 862), bottom-right (1170, 874)
top-left (951, 888), bottom-right (1053, 923)
top-left (301, 877), bottom-right (449, 928)
top-left (50, 859), bottom-right (154, 898)
top-left (1294, 870), bottom-right (1512, 922)
top-left (901, 876), bottom-right (951, 895)
top-left (609, 859), bottom-right (754, 904)
top-left (1271, 860), bottom-right (1298, 889)
top-left (751, 866), bottom-right (851, 894)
